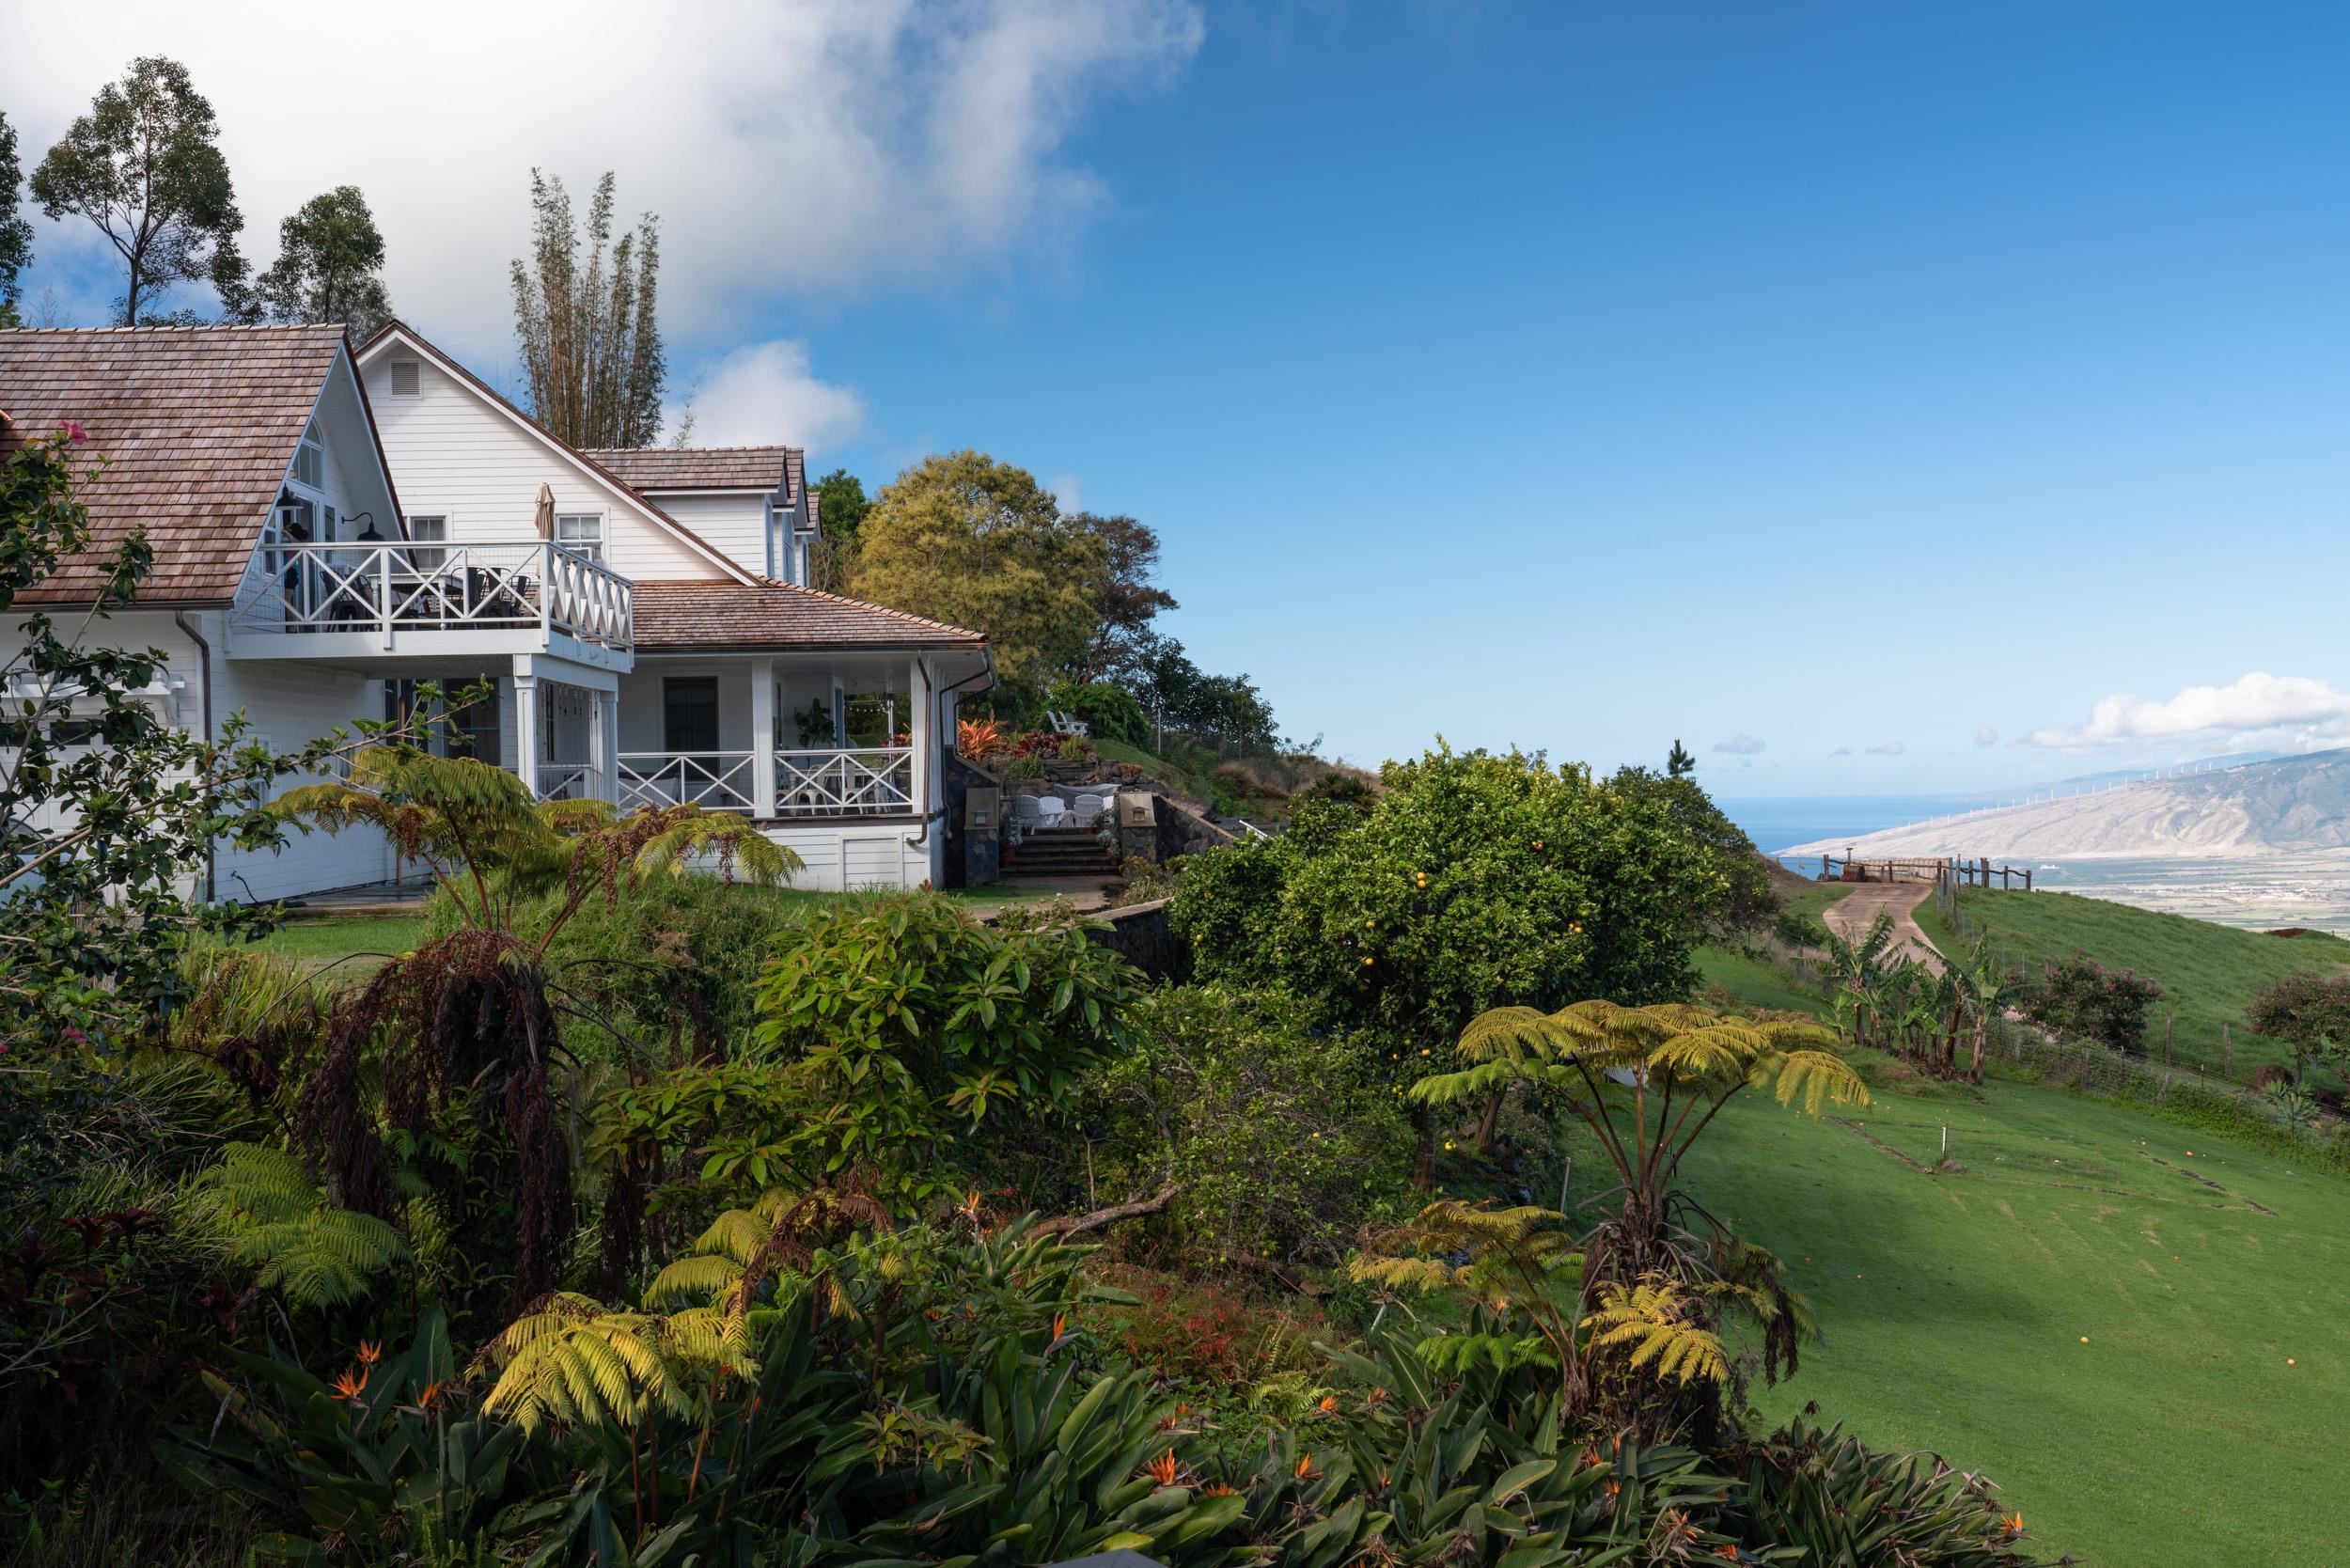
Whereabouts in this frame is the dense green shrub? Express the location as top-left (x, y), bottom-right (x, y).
top-left (1171, 745), bottom-right (1719, 1078)
top-left (1607, 764), bottom-right (1780, 938)
top-left (2247, 968), bottom-right (2350, 1074)
top-left (747, 895), bottom-right (1141, 1199)
top-left (1042, 679), bottom-right (1151, 745)
top-left (2020, 954), bottom-right (2164, 1053)
top-left (427, 871), bottom-right (814, 1062)
top-left (1078, 985), bottom-right (1417, 1268)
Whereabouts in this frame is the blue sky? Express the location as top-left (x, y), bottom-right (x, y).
top-left (12, 2), bottom-right (2350, 794)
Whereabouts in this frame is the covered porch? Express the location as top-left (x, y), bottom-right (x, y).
top-left (605, 652), bottom-right (932, 822)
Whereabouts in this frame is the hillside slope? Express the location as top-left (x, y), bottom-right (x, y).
top-left (1785, 748), bottom-right (2350, 859)
top-left (1918, 887), bottom-right (2350, 1078)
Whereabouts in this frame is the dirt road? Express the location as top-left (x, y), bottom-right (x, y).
top-left (1820, 881), bottom-right (1946, 972)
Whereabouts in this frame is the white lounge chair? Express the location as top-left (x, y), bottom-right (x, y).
top-left (1073, 792), bottom-right (1110, 825)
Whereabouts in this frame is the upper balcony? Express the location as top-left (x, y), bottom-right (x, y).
top-left (224, 541), bottom-right (634, 671)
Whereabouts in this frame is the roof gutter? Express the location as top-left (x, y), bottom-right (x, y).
top-left (906, 652), bottom-right (998, 853)
top-left (172, 611), bottom-right (216, 903)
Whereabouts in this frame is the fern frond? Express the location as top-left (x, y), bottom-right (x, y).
top-left (189, 1144), bottom-right (407, 1310)
top-left (1581, 1277), bottom-right (1728, 1387)
top-left (1765, 1050), bottom-right (1872, 1114)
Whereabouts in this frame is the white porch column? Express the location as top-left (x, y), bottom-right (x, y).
top-left (600, 687), bottom-right (620, 805)
top-left (908, 656), bottom-right (928, 819)
top-left (511, 671), bottom-right (540, 797)
top-left (748, 656), bottom-right (776, 818)
top-left (586, 689), bottom-right (609, 804)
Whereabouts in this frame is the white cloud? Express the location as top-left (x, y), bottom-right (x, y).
top-left (667, 339), bottom-right (864, 448)
top-left (1830, 745), bottom-right (1854, 757)
top-left (2024, 672), bottom-right (2350, 749)
top-left (1868, 740), bottom-right (1905, 757)
top-left (1713, 732), bottom-right (1764, 755)
top-left (1047, 473), bottom-right (1086, 514)
top-left (1975, 725), bottom-right (1998, 746)
top-left (2, 1), bottom-right (1205, 354)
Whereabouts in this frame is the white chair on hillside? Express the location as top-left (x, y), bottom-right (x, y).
top-left (1073, 792), bottom-right (1110, 826)
top-left (1011, 795), bottom-right (1047, 830)
top-left (1034, 795), bottom-right (1069, 828)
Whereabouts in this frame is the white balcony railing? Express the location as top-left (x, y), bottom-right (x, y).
top-left (232, 541), bottom-right (633, 651)
top-left (776, 746), bottom-right (913, 817)
top-left (617, 751), bottom-right (756, 812)
top-left (536, 761), bottom-right (602, 802)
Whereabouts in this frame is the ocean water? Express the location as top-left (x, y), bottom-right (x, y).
top-left (1719, 795), bottom-right (2350, 933)
top-left (1718, 796), bottom-right (1984, 865)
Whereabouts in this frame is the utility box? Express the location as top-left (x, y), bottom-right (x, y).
top-left (1118, 792), bottom-right (1155, 829)
top-left (965, 786), bottom-right (1001, 830)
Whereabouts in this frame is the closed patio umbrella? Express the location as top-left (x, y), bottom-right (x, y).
top-left (533, 482), bottom-right (556, 541)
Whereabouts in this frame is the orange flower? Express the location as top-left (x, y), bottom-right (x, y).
top-left (1144, 1449), bottom-right (1180, 1487)
top-left (1715, 1548), bottom-right (1742, 1562)
top-left (355, 1340), bottom-right (383, 1368)
top-left (409, 1379), bottom-right (447, 1414)
top-left (1367, 1387), bottom-right (1387, 1405)
top-left (330, 1368), bottom-right (368, 1404)
top-left (2002, 1513), bottom-right (2025, 1536)
top-left (1316, 1395), bottom-right (1338, 1415)
top-left (1051, 1312), bottom-right (1069, 1341)
top-left (1201, 1482), bottom-right (1238, 1497)
top-left (1579, 1446), bottom-right (1604, 1468)
top-left (1294, 1453), bottom-right (1321, 1480)
top-left (1604, 1479), bottom-right (1622, 1506)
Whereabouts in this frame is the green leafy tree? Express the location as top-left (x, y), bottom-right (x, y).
top-left (1608, 764), bottom-right (1778, 938)
top-left (30, 56), bottom-right (252, 324)
top-left (2247, 969), bottom-right (2350, 1076)
top-left (852, 451), bottom-right (1106, 690)
top-left (808, 466), bottom-right (870, 591)
top-left (1172, 744), bottom-right (1720, 1172)
top-left (510, 169), bottom-right (665, 447)
top-left (0, 426), bottom-right (401, 1043)
top-left (1067, 511), bottom-right (1177, 683)
top-left (0, 111), bottom-right (34, 326)
top-left (256, 184), bottom-right (393, 338)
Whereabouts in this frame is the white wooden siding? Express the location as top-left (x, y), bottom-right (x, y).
top-left (642, 494), bottom-right (774, 580)
top-left (360, 354), bottom-right (726, 583)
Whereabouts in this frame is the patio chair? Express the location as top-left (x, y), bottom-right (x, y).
top-left (1010, 794), bottom-right (1048, 828)
top-left (1073, 792), bottom-right (1111, 825)
top-left (1047, 710), bottom-right (1091, 738)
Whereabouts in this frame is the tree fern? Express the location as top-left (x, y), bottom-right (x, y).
top-left (188, 1143), bottom-right (408, 1310)
top-left (1582, 1277), bottom-right (1728, 1387)
top-left (473, 1292), bottom-right (749, 1435)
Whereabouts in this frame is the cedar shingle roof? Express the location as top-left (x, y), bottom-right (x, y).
top-left (586, 445), bottom-right (803, 497)
top-left (632, 579), bottom-right (983, 651)
top-left (0, 325), bottom-right (349, 604)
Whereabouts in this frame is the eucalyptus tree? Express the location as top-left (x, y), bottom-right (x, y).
top-left (31, 56), bottom-right (251, 323)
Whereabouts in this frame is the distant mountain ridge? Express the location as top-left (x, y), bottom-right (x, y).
top-left (1783, 748), bottom-right (2350, 859)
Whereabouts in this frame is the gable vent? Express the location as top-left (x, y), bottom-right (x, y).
top-left (389, 361), bottom-right (420, 396)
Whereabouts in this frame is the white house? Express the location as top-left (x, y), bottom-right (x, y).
top-left (0, 321), bottom-right (992, 900)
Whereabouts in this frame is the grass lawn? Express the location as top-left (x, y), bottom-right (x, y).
top-left (1918, 886), bottom-right (2350, 1079)
top-left (253, 885), bottom-right (1066, 974)
top-left (1621, 1063), bottom-right (2350, 1566)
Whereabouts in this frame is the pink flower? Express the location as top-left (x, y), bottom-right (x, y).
top-left (58, 421), bottom-right (88, 445)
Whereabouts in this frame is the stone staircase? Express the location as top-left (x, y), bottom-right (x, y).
top-left (1001, 824), bottom-right (1119, 877)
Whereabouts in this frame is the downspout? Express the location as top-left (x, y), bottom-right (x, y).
top-left (172, 611), bottom-right (217, 903)
top-left (906, 652), bottom-right (997, 850)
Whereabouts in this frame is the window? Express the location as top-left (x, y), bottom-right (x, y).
top-left (293, 421), bottom-right (323, 488)
top-left (389, 360), bottom-right (420, 396)
top-left (407, 514), bottom-right (448, 570)
top-left (555, 513), bottom-right (603, 561)
top-left (663, 677), bottom-right (720, 755)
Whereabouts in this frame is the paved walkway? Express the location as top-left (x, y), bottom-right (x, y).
top-left (1821, 881), bottom-right (1946, 972)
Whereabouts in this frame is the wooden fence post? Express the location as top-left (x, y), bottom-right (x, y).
top-left (2024, 868), bottom-right (2033, 892)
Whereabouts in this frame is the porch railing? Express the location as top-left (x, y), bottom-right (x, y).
top-left (232, 541), bottom-right (634, 651)
top-left (776, 746), bottom-right (914, 817)
top-left (536, 761), bottom-right (602, 802)
top-left (617, 751), bottom-right (757, 812)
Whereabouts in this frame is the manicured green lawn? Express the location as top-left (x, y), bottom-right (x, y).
top-left (1633, 1064), bottom-right (2350, 1567)
top-left (1918, 886), bottom-right (2350, 1079)
top-left (1693, 945), bottom-right (1832, 1017)
top-left (253, 886), bottom-right (1063, 973)
top-left (255, 916), bottom-right (431, 971)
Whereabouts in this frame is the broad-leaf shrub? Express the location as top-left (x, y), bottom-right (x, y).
top-left (1077, 985), bottom-right (1415, 1268)
top-left (1171, 745), bottom-right (1720, 1079)
top-left (748, 896), bottom-right (1140, 1199)
top-left (2019, 954), bottom-right (2164, 1053)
